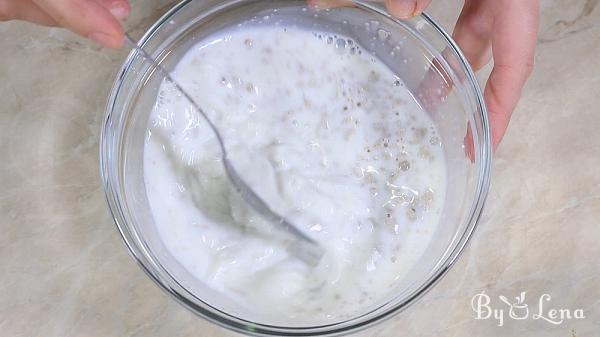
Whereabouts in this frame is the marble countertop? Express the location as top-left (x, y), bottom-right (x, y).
top-left (1, 0), bottom-right (598, 336)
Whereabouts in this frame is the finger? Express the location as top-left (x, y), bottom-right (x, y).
top-left (485, 0), bottom-right (538, 150)
top-left (308, 0), bottom-right (433, 19)
top-left (452, 0), bottom-right (494, 70)
top-left (95, 0), bottom-right (129, 20)
top-left (0, 0), bottom-right (58, 26)
top-left (31, 0), bottom-right (125, 48)
top-left (385, 0), bottom-right (432, 18)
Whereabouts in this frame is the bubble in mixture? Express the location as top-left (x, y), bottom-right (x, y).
top-left (399, 160), bottom-right (411, 171)
top-left (377, 28), bottom-right (390, 41)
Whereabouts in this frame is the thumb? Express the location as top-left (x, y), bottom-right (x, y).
top-left (31, 0), bottom-right (127, 48)
top-left (308, 0), bottom-right (432, 19)
top-left (385, 0), bottom-right (432, 18)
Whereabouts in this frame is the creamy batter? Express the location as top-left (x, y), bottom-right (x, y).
top-left (144, 23), bottom-right (446, 322)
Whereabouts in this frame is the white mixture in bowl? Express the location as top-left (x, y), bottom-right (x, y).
top-left (144, 23), bottom-right (446, 321)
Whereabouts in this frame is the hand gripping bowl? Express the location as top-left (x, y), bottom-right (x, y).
top-left (100, 0), bottom-right (491, 335)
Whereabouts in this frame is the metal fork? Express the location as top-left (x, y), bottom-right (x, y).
top-left (124, 33), bottom-right (323, 265)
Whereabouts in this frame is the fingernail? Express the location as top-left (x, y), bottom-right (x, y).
top-left (109, 3), bottom-right (130, 19)
top-left (88, 32), bottom-right (117, 48)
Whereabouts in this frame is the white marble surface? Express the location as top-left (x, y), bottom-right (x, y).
top-left (1, 0), bottom-right (599, 336)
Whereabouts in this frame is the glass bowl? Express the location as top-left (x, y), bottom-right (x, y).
top-left (100, 0), bottom-right (491, 335)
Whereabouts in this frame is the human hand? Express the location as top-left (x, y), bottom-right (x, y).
top-left (0, 0), bottom-right (130, 48)
top-left (311, 0), bottom-right (539, 151)
top-left (452, 0), bottom-right (538, 151)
